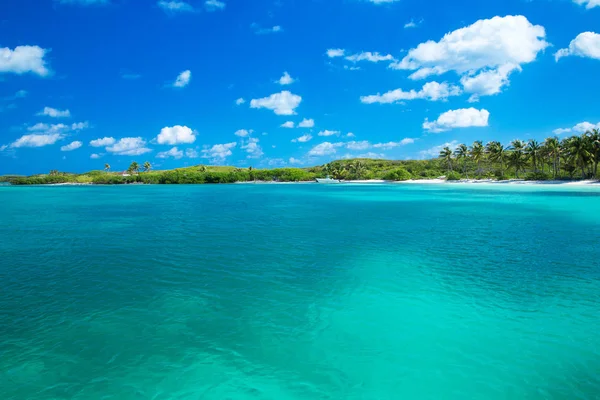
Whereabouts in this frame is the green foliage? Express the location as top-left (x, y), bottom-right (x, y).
top-left (383, 168), bottom-right (412, 181)
top-left (445, 171), bottom-right (462, 181)
top-left (524, 172), bottom-right (551, 181)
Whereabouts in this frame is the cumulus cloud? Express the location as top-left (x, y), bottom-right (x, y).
top-left (250, 91), bottom-right (302, 115)
top-left (553, 121), bottom-right (600, 135)
top-left (10, 134), bottom-right (64, 148)
top-left (27, 122), bottom-right (88, 135)
top-left (460, 64), bottom-right (520, 102)
top-left (252, 24), bottom-right (282, 35)
top-left (157, 125), bottom-right (196, 145)
top-left (173, 70), bottom-right (191, 88)
top-left (555, 32), bottom-right (600, 61)
top-left (390, 15), bottom-right (549, 98)
top-left (361, 81), bottom-right (461, 104)
top-left (423, 108), bottom-right (490, 133)
top-left (346, 52), bottom-right (395, 63)
top-left (0, 45), bottom-right (50, 76)
top-left (308, 142), bottom-right (343, 156)
top-left (202, 142), bottom-right (237, 161)
top-left (185, 148), bottom-right (199, 158)
top-left (90, 137), bottom-right (116, 147)
top-left (37, 107), bottom-right (71, 118)
top-left (420, 141), bottom-right (460, 158)
top-left (157, 147), bottom-right (184, 159)
top-left (318, 130), bottom-right (340, 137)
top-left (572, 0), bottom-right (600, 9)
top-left (326, 49), bottom-right (345, 58)
top-left (281, 121), bottom-right (295, 128)
top-left (60, 141), bottom-right (82, 151)
top-left (157, 1), bottom-right (194, 12)
top-left (235, 97), bottom-right (246, 105)
top-left (298, 118), bottom-right (315, 128)
top-left (289, 157), bottom-right (303, 165)
top-left (205, 0), bottom-right (225, 11)
top-left (234, 129), bottom-right (252, 137)
top-left (292, 134), bottom-right (312, 143)
top-left (346, 141), bottom-right (370, 150)
top-left (346, 132), bottom-right (355, 138)
top-left (242, 137), bottom-right (263, 159)
top-left (373, 138), bottom-right (415, 149)
top-left (278, 71), bottom-right (295, 85)
top-left (106, 137), bottom-right (152, 156)
top-left (90, 153), bottom-right (102, 159)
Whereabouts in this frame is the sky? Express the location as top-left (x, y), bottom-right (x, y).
top-left (1, 0), bottom-right (599, 175)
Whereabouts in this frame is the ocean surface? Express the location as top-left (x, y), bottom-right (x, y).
top-left (1, 183), bottom-right (600, 400)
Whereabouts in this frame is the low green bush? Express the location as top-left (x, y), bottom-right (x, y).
top-left (383, 168), bottom-right (412, 181)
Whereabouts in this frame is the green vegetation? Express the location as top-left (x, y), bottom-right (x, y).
top-left (6, 129), bottom-right (600, 185)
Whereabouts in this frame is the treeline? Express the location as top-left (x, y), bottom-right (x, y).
top-left (438, 130), bottom-right (600, 180)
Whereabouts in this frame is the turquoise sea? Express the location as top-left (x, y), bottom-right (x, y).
top-left (1, 184), bottom-right (600, 399)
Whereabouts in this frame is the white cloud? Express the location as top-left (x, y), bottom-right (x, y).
top-left (106, 137), bottom-right (152, 156)
top-left (37, 107), bottom-right (71, 118)
top-left (326, 49), bottom-right (345, 58)
top-left (202, 142), bottom-right (236, 161)
top-left (460, 64), bottom-right (520, 102)
top-left (292, 134), bottom-right (312, 143)
top-left (420, 141), bottom-right (460, 158)
top-left (390, 15), bottom-right (548, 98)
top-left (361, 81), bottom-right (461, 104)
top-left (10, 134), bottom-right (64, 148)
top-left (60, 141), bottom-right (82, 151)
top-left (205, 0), bottom-right (225, 11)
top-left (553, 121), bottom-right (600, 135)
top-left (368, 0), bottom-right (401, 4)
top-left (157, 125), bottom-right (196, 145)
top-left (346, 141), bottom-right (370, 150)
top-left (234, 129), bottom-right (252, 137)
top-left (572, 0), bottom-right (600, 9)
top-left (58, 0), bottom-right (109, 4)
top-left (404, 19), bottom-right (422, 29)
top-left (298, 118), bottom-right (314, 128)
top-left (250, 91), bottom-right (302, 115)
top-left (308, 142), bottom-right (343, 156)
top-left (90, 153), bottom-right (102, 159)
top-left (281, 121), bottom-right (295, 128)
top-left (242, 137), bottom-right (263, 159)
top-left (90, 137), bottom-right (116, 147)
top-left (157, 147), bottom-right (184, 159)
top-left (346, 52), bottom-right (395, 63)
top-left (555, 32), bottom-right (600, 61)
top-left (185, 148), bottom-right (199, 158)
top-left (157, 1), bottom-right (194, 12)
top-left (343, 65), bottom-right (361, 71)
top-left (252, 24), bottom-right (282, 35)
top-left (373, 138), bottom-right (415, 149)
top-left (318, 130), bottom-right (340, 137)
top-left (173, 70), bottom-right (191, 88)
top-left (0, 45), bottom-right (50, 76)
top-left (423, 108), bottom-right (490, 132)
top-left (27, 122), bottom-right (88, 135)
top-left (235, 97), bottom-right (246, 105)
top-left (346, 132), bottom-right (355, 138)
top-left (278, 71), bottom-right (295, 85)
top-left (289, 157), bottom-right (303, 165)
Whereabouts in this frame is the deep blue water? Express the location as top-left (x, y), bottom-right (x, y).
top-left (1, 184), bottom-right (599, 399)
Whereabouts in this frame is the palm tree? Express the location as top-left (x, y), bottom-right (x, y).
top-left (543, 137), bottom-right (560, 178)
top-left (198, 165), bottom-right (207, 173)
top-left (585, 129), bottom-right (600, 178)
top-left (454, 144), bottom-right (469, 178)
top-left (470, 141), bottom-right (485, 177)
top-left (439, 147), bottom-right (453, 173)
top-left (486, 141), bottom-right (506, 178)
top-left (129, 161), bottom-right (140, 175)
top-left (349, 160), bottom-right (366, 179)
top-left (143, 161), bottom-right (151, 172)
top-left (507, 150), bottom-right (527, 178)
top-left (104, 163), bottom-right (111, 173)
top-left (526, 139), bottom-right (542, 173)
top-left (566, 135), bottom-right (591, 179)
top-left (330, 164), bottom-right (346, 180)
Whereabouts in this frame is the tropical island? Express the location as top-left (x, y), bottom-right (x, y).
top-left (2, 130), bottom-right (599, 185)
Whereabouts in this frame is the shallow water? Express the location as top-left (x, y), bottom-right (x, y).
top-left (1, 184), bottom-right (599, 399)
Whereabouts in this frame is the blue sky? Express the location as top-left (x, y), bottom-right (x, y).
top-left (1, 0), bottom-right (599, 174)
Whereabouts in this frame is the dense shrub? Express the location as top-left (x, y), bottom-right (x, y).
top-left (524, 172), bottom-right (552, 181)
top-left (383, 168), bottom-right (412, 181)
top-left (445, 171), bottom-right (462, 181)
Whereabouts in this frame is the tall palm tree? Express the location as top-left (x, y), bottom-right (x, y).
top-left (507, 150), bottom-right (527, 178)
top-left (566, 135), bottom-right (591, 179)
top-left (439, 147), bottom-right (453, 172)
top-left (454, 144), bottom-right (469, 178)
top-left (526, 139), bottom-right (542, 173)
top-left (543, 137), bottom-right (560, 178)
top-left (486, 141), bottom-right (506, 178)
top-left (129, 161), bottom-right (140, 175)
top-left (143, 161), bottom-right (151, 172)
top-left (104, 163), bottom-right (111, 173)
top-left (470, 141), bottom-right (485, 177)
top-left (350, 160), bottom-right (366, 179)
top-left (331, 164), bottom-right (346, 180)
top-left (585, 128), bottom-right (600, 178)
